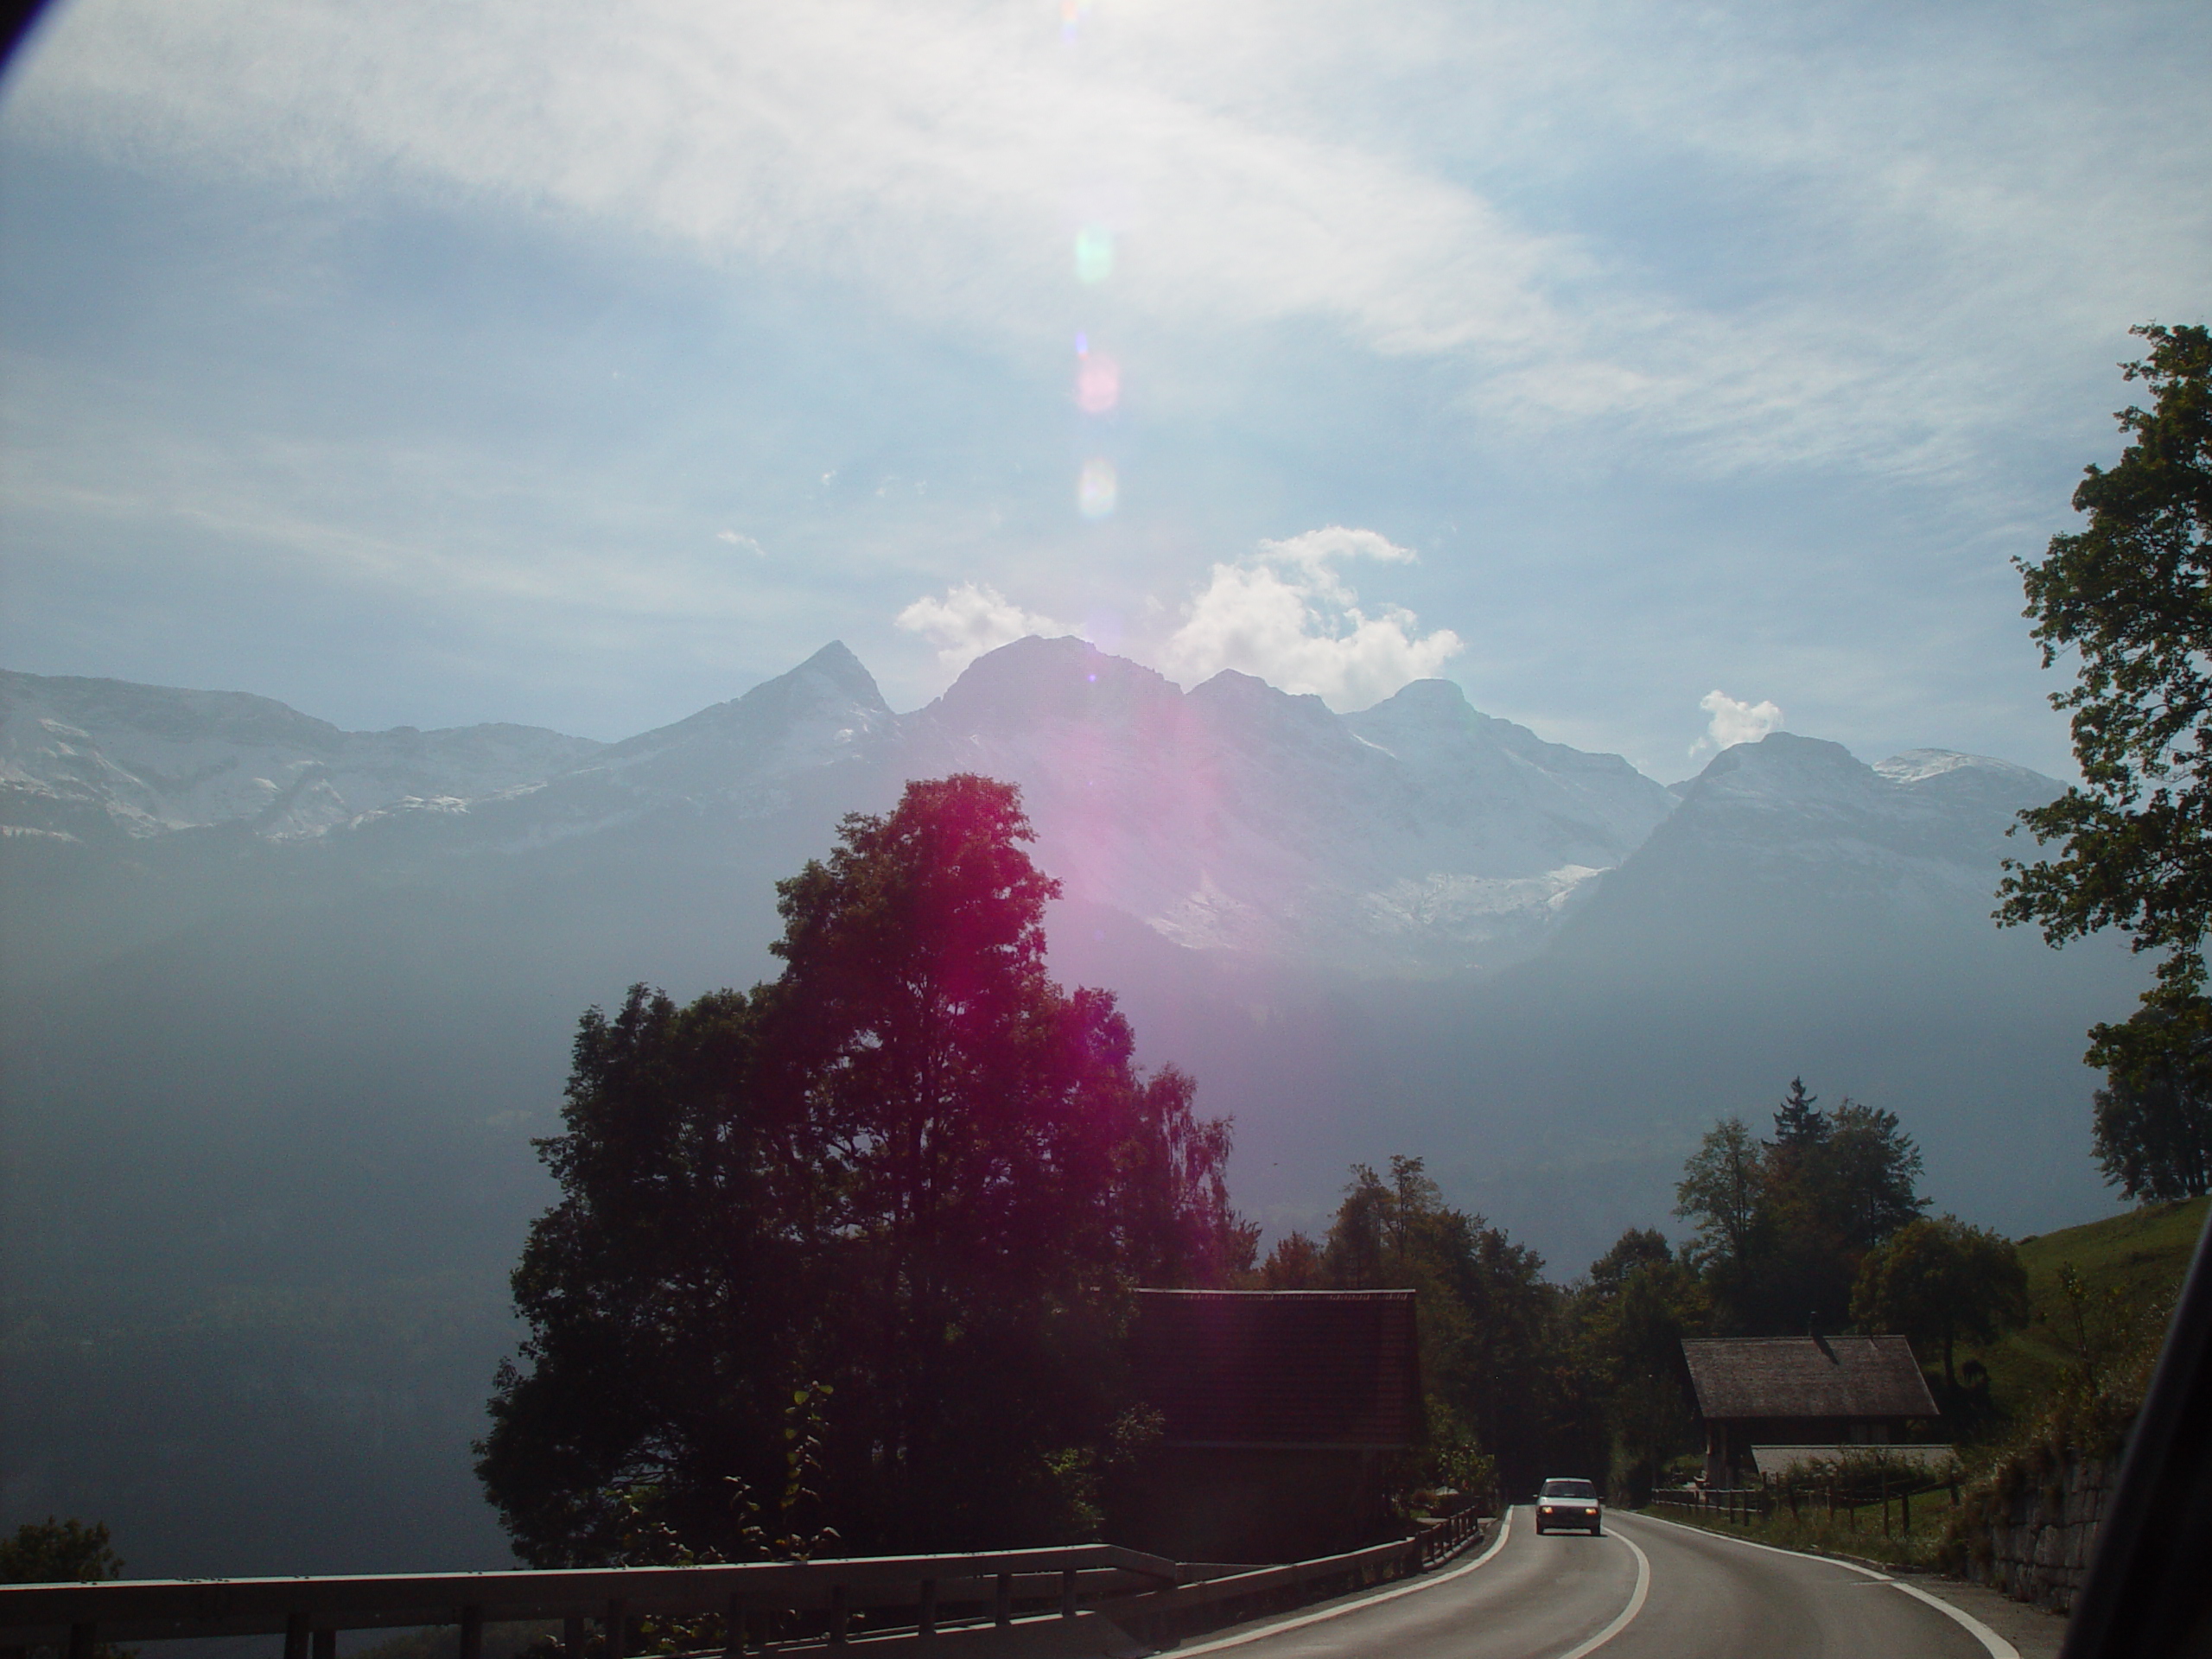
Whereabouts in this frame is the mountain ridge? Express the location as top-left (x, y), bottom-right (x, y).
top-left (0, 643), bottom-right (2063, 978)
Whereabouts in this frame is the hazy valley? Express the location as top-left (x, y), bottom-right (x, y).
top-left (0, 640), bottom-right (2145, 1575)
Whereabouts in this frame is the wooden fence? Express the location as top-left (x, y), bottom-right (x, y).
top-left (0, 1508), bottom-right (1486, 1657)
top-left (1647, 1478), bottom-right (1960, 1539)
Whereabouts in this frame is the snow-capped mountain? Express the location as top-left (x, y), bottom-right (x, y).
top-left (0, 644), bottom-right (2070, 976)
top-left (1570, 730), bottom-right (2063, 930)
top-left (896, 638), bottom-right (1675, 969)
top-left (0, 670), bottom-right (604, 843)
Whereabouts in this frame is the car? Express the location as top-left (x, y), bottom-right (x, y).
top-left (1534, 1478), bottom-right (1604, 1535)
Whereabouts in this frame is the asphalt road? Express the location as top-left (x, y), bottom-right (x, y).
top-left (1170, 1507), bottom-right (2013, 1659)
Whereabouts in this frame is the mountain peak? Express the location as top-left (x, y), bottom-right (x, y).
top-left (931, 636), bottom-right (1181, 730)
top-left (786, 640), bottom-right (889, 713)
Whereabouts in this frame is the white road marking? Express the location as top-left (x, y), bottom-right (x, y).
top-left (1626, 1511), bottom-right (2021, 1659)
top-left (1887, 1579), bottom-right (2024, 1659)
top-left (1172, 1511), bottom-right (1515, 1656)
top-left (1553, 1529), bottom-right (1651, 1659)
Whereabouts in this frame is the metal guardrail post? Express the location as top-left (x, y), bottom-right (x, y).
top-left (563, 1615), bottom-right (586, 1657)
top-left (283, 1612), bottom-right (308, 1659)
top-left (993, 1573), bottom-right (1012, 1628)
top-left (459, 1605), bottom-right (484, 1659)
top-left (313, 1629), bottom-right (336, 1659)
top-left (918, 1578), bottom-right (937, 1637)
top-left (829, 1583), bottom-right (849, 1647)
top-left (1060, 1569), bottom-right (1077, 1618)
top-left (606, 1599), bottom-right (626, 1659)
top-left (722, 1592), bottom-right (744, 1658)
top-left (67, 1625), bottom-right (92, 1659)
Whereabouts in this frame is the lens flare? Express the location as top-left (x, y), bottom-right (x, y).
top-left (1075, 226), bottom-right (1114, 283)
top-left (1060, 0), bottom-right (1091, 41)
top-left (1077, 351), bottom-right (1120, 414)
top-left (1078, 459), bottom-right (1116, 519)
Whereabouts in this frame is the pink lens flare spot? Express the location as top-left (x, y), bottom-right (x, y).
top-left (1078, 459), bottom-right (1116, 520)
top-left (1075, 226), bottom-right (1113, 283)
top-left (1077, 353), bottom-right (1120, 414)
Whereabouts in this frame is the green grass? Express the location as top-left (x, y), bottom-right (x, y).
top-left (1955, 1196), bottom-right (2208, 1428)
top-left (1643, 1490), bottom-right (1953, 1570)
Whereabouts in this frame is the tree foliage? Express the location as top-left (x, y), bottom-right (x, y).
top-left (1675, 1080), bottom-right (1925, 1332)
top-left (1850, 1216), bottom-right (2030, 1390)
top-left (2089, 1024), bottom-right (2212, 1201)
top-left (0, 1517), bottom-right (122, 1584)
top-left (479, 775), bottom-right (1243, 1564)
top-left (1257, 1155), bottom-right (1604, 1499)
top-left (1572, 1229), bottom-right (1710, 1503)
top-left (1998, 323), bottom-right (2212, 1071)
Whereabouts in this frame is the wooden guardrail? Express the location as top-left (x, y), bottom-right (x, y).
top-left (1648, 1478), bottom-right (1959, 1535)
top-left (0, 1509), bottom-right (1489, 1657)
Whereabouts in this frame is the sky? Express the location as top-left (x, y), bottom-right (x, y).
top-left (0, 0), bottom-right (2205, 781)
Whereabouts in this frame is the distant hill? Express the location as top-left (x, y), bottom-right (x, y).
top-left (1959, 1197), bottom-right (2210, 1423)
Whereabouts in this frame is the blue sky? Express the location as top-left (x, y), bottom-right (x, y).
top-left (0, 0), bottom-right (2205, 779)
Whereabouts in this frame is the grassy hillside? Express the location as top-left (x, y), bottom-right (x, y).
top-left (1958, 1196), bottom-right (2209, 1427)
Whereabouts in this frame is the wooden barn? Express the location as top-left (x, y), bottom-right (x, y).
top-left (1119, 1288), bottom-right (1423, 1563)
top-left (1682, 1334), bottom-right (1941, 1487)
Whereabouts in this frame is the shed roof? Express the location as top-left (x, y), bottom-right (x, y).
top-left (1681, 1336), bottom-right (1938, 1421)
top-left (1130, 1289), bottom-right (1422, 1450)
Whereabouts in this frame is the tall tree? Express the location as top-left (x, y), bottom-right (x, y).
top-left (1851, 1217), bottom-right (2030, 1391)
top-left (480, 775), bottom-right (1243, 1564)
top-left (1677, 1085), bottom-right (1925, 1333)
top-left (1322, 1157), bottom-right (1601, 1497)
top-left (1575, 1230), bottom-right (1710, 1503)
top-left (1998, 323), bottom-right (2212, 1079)
top-left (2090, 1023), bottom-right (2212, 1201)
top-left (1674, 1116), bottom-right (1769, 1276)
top-left (476, 985), bottom-right (802, 1566)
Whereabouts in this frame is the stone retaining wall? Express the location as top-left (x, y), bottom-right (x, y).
top-left (1953, 1451), bottom-right (2115, 1614)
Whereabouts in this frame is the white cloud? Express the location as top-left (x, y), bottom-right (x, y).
top-left (1693, 689), bottom-right (1783, 758)
top-left (14, 0), bottom-right (2201, 477)
top-left (896, 582), bottom-right (1076, 673)
top-left (1159, 526), bottom-right (1461, 709)
top-left (715, 530), bottom-right (764, 556)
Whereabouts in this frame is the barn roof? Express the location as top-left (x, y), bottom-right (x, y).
top-left (1130, 1289), bottom-right (1422, 1450)
top-left (1682, 1336), bottom-right (1938, 1421)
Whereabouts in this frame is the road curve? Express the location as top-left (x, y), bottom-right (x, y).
top-left (1170, 1506), bottom-right (2006, 1659)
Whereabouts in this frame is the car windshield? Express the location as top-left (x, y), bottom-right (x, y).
top-left (1541, 1480), bottom-right (1597, 1499)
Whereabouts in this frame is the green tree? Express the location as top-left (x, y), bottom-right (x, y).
top-left (1322, 1157), bottom-right (1601, 1498)
top-left (1850, 1216), bottom-right (2030, 1391)
top-left (0, 1517), bottom-right (122, 1583)
top-left (1815, 1100), bottom-right (1929, 1254)
top-left (2090, 1027), bottom-right (2212, 1200)
top-left (1998, 323), bottom-right (2212, 1077)
top-left (1574, 1230), bottom-right (1710, 1503)
top-left (475, 984), bottom-right (799, 1566)
top-left (480, 775), bottom-right (1243, 1563)
top-left (1674, 1116), bottom-right (1768, 1273)
top-left (1677, 1085), bottom-right (1925, 1332)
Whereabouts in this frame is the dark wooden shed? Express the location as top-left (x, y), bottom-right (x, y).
top-left (1120, 1288), bottom-right (1422, 1563)
top-left (1682, 1334), bottom-right (1939, 1487)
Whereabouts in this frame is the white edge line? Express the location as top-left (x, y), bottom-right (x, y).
top-left (1627, 1510), bottom-right (2020, 1659)
top-left (1889, 1579), bottom-right (2023, 1659)
top-left (1554, 1529), bottom-right (1651, 1659)
top-left (1169, 1510), bottom-right (1515, 1656)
